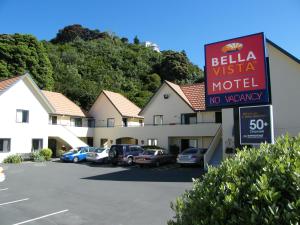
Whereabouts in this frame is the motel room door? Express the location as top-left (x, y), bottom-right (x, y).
top-left (181, 139), bottom-right (189, 152)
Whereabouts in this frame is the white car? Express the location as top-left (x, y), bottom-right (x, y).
top-left (0, 167), bottom-right (5, 182)
top-left (86, 148), bottom-right (109, 163)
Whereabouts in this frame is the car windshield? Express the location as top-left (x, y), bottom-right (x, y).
top-left (142, 150), bottom-right (156, 155)
top-left (68, 149), bottom-right (78, 154)
top-left (94, 148), bottom-right (106, 153)
top-left (181, 148), bottom-right (198, 155)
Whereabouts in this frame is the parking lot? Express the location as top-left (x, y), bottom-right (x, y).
top-left (0, 161), bottom-right (203, 225)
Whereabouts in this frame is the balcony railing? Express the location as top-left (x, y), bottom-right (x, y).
top-left (49, 121), bottom-right (221, 128)
top-left (94, 121), bottom-right (221, 128)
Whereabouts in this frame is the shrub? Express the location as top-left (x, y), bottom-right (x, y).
top-left (39, 148), bottom-right (52, 161)
top-left (31, 151), bottom-right (45, 162)
top-left (168, 135), bottom-right (300, 225)
top-left (3, 154), bottom-right (23, 163)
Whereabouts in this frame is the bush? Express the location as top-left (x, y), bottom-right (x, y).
top-left (39, 148), bottom-right (52, 161)
top-left (31, 151), bottom-right (45, 162)
top-left (168, 135), bottom-right (300, 225)
top-left (3, 154), bottom-right (23, 163)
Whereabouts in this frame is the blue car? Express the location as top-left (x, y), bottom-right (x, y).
top-left (60, 147), bottom-right (94, 163)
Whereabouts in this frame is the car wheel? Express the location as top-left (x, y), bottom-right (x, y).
top-left (127, 157), bottom-right (133, 166)
top-left (155, 161), bottom-right (160, 167)
top-left (73, 157), bottom-right (79, 163)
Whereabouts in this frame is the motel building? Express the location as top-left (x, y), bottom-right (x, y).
top-left (0, 37), bottom-right (299, 165)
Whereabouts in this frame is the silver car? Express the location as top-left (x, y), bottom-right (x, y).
top-left (86, 148), bottom-right (109, 163)
top-left (177, 148), bottom-right (207, 167)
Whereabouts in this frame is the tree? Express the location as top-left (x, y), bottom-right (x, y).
top-left (0, 34), bottom-right (54, 90)
top-left (157, 50), bottom-right (203, 83)
top-left (50, 24), bottom-right (106, 44)
top-left (169, 135), bottom-right (300, 225)
top-left (133, 35), bottom-right (140, 45)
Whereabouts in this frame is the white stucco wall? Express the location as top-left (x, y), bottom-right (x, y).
top-left (221, 42), bottom-right (300, 160)
top-left (222, 108), bottom-right (234, 159)
top-left (140, 83), bottom-right (195, 125)
top-left (89, 94), bottom-right (123, 127)
top-left (93, 123), bottom-right (220, 151)
top-left (267, 43), bottom-right (300, 137)
top-left (0, 79), bottom-right (49, 162)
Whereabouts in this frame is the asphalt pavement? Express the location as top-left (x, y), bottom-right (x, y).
top-left (0, 161), bottom-right (203, 225)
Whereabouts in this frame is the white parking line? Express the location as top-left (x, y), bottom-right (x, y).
top-left (0, 198), bottom-right (29, 206)
top-left (12, 209), bottom-right (69, 225)
top-left (0, 188), bottom-right (8, 191)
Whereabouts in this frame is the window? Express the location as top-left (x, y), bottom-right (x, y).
top-left (148, 139), bottom-right (158, 146)
top-left (88, 119), bottom-right (95, 128)
top-left (16, 109), bottom-right (29, 123)
top-left (107, 118), bottom-right (115, 127)
top-left (153, 115), bottom-right (163, 125)
top-left (50, 116), bottom-right (57, 125)
top-left (139, 120), bottom-right (143, 127)
top-left (215, 111), bottom-right (222, 123)
top-left (122, 118), bottom-right (128, 127)
top-left (74, 118), bottom-right (82, 127)
top-left (181, 113), bottom-right (197, 124)
top-left (32, 139), bottom-right (43, 152)
top-left (0, 139), bottom-right (11, 152)
top-left (189, 139), bottom-right (198, 148)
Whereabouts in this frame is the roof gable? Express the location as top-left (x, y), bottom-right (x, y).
top-left (266, 39), bottom-right (300, 65)
top-left (0, 73), bottom-right (55, 113)
top-left (139, 80), bottom-right (206, 115)
top-left (0, 76), bottom-right (23, 95)
top-left (90, 90), bottom-right (142, 118)
top-left (42, 90), bottom-right (87, 117)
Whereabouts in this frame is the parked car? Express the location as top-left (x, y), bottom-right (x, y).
top-left (108, 144), bottom-right (144, 165)
top-left (134, 149), bottom-right (175, 167)
top-left (176, 148), bottom-right (207, 167)
top-left (0, 167), bottom-right (5, 182)
top-left (86, 147), bottom-right (109, 163)
top-left (60, 146), bottom-right (93, 163)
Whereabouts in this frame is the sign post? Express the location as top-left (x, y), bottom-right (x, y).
top-left (239, 105), bottom-right (274, 145)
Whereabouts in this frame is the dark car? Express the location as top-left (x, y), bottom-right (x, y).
top-left (108, 144), bottom-right (144, 166)
top-left (134, 149), bottom-right (175, 167)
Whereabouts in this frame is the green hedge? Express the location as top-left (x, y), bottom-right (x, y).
top-left (39, 148), bottom-right (52, 161)
top-left (168, 135), bottom-right (300, 225)
top-left (3, 154), bottom-right (23, 163)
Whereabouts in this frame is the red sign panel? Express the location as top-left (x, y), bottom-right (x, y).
top-left (204, 33), bottom-right (270, 108)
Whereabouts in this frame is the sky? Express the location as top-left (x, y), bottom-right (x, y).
top-left (0, 0), bottom-right (299, 68)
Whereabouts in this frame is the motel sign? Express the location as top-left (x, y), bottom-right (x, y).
top-left (204, 33), bottom-right (271, 108)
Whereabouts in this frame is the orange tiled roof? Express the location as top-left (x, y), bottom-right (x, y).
top-left (42, 90), bottom-right (87, 117)
top-left (0, 76), bottom-right (23, 94)
top-left (103, 90), bottom-right (143, 118)
top-left (180, 83), bottom-right (206, 111)
top-left (164, 81), bottom-right (206, 111)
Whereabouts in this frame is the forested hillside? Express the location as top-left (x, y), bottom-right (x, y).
top-left (0, 24), bottom-right (203, 110)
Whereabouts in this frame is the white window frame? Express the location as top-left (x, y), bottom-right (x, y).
top-left (147, 139), bottom-right (158, 146)
top-left (107, 118), bottom-right (115, 127)
top-left (153, 115), bottom-right (163, 125)
top-left (16, 109), bottom-right (29, 123)
top-left (32, 139), bottom-right (43, 152)
top-left (0, 139), bottom-right (11, 153)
